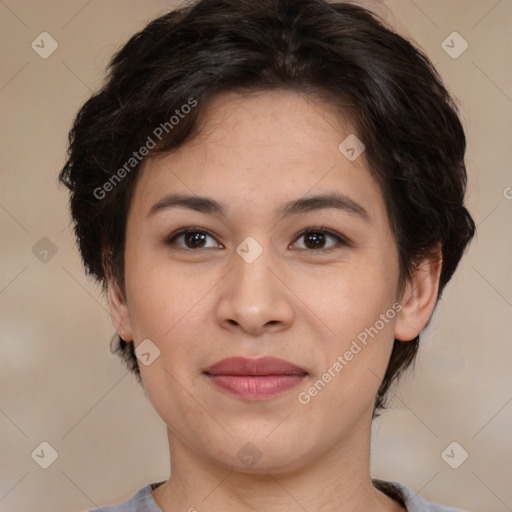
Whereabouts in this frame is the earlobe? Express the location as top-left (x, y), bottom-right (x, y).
top-left (394, 246), bottom-right (443, 342)
top-left (107, 280), bottom-right (133, 342)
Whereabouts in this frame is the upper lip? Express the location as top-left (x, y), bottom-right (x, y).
top-left (203, 357), bottom-right (307, 376)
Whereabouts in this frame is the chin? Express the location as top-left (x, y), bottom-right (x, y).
top-left (207, 434), bottom-right (316, 475)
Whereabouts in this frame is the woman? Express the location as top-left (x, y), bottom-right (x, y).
top-left (60, 0), bottom-right (475, 510)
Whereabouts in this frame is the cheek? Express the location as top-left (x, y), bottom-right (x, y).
top-left (124, 250), bottom-right (199, 340)
top-left (295, 309), bottom-right (397, 432)
top-left (294, 252), bottom-right (399, 400)
top-left (293, 250), bottom-right (399, 336)
top-left (124, 254), bottom-right (214, 378)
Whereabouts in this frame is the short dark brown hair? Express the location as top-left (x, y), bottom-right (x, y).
top-left (59, 0), bottom-right (476, 413)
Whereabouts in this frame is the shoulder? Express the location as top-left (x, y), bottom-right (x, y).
top-left (373, 479), bottom-right (471, 512)
top-left (79, 479), bottom-right (471, 512)
top-left (81, 482), bottom-right (164, 512)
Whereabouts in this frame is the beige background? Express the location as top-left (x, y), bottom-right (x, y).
top-left (0, 1), bottom-right (511, 511)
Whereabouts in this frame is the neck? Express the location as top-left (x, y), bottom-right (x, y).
top-left (152, 410), bottom-right (403, 512)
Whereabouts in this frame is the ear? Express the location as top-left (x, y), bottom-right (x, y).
top-left (107, 278), bottom-right (133, 342)
top-left (394, 245), bottom-right (443, 342)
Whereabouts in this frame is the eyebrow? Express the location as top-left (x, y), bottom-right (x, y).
top-left (148, 192), bottom-right (370, 222)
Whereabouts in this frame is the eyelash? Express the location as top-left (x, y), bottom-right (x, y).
top-left (163, 226), bottom-right (351, 252)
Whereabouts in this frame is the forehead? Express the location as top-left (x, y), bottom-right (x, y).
top-left (129, 90), bottom-right (388, 227)
top-left (188, 89), bottom-right (356, 160)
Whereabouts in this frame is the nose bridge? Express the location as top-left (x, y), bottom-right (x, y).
top-left (215, 234), bottom-right (294, 333)
top-left (232, 234), bottom-right (276, 298)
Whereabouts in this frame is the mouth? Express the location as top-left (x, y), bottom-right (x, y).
top-left (202, 356), bottom-right (308, 400)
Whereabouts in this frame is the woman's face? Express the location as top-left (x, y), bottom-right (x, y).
top-left (116, 90), bottom-right (404, 472)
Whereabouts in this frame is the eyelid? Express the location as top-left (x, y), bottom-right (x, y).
top-left (163, 226), bottom-right (352, 250)
top-left (290, 226), bottom-right (352, 250)
top-left (163, 226), bottom-right (222, 248)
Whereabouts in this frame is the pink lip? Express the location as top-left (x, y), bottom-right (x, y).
top-left (203, 357), bottom-right (307, 400)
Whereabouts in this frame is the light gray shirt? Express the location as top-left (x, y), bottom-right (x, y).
top-left (84, 480), bottom-right (470, 511)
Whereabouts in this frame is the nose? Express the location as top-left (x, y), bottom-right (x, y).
top-left (215, 242), bottom-right (295, 336)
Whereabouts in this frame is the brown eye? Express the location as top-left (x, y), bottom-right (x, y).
top-left (292, 228), bottom-right (349, 251)
top-left (183, 231), bottom-right (208, 248)
top-left (165, 228), bottom-right (221, 249)
top-left (303, 231), bottom-right (328, 249)
top-left (164, 226), bottom-right (350, 252)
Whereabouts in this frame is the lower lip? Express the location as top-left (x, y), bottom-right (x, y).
top-left (205, 374), bottom-right (306, 400)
